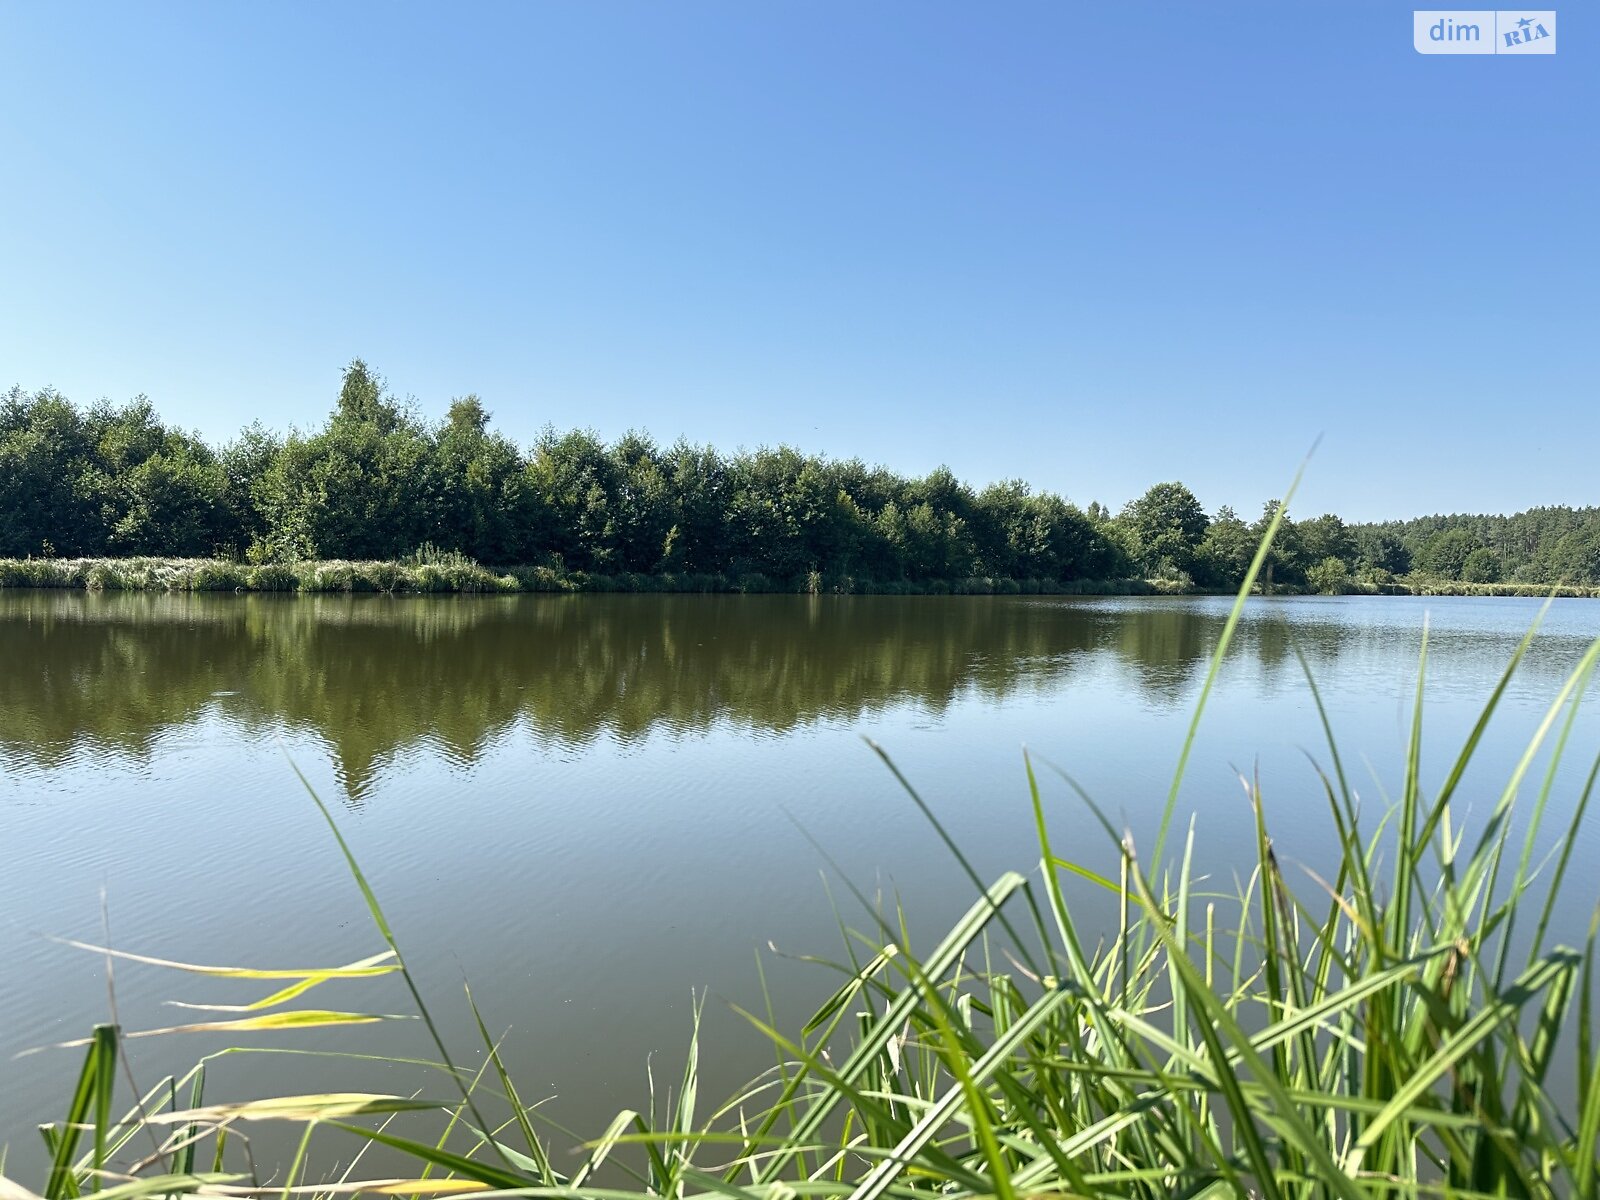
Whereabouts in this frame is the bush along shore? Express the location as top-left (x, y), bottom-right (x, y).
top-left (0, 554), bottom-right (1169, 596)
top-left (13, 514), bottom-right (1600, 1199)
top-left (3, 554), bottom-right (1598, 597)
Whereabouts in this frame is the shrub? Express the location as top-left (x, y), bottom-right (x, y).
top-left (1306, 554), bottom-right (1351, 594)
top-left (246, 563), bottom-right (300, 591)
top-left (361, 561), bottom-right (407, 593)
top-left (407, 564), bottom-right (448, 593)
top-left (188, 561), bottom-right (247, 591)
top-left (509, 564), bottom-right (574, 592)
top-left (735, 572), bottom-right (776, 593)
top-left (441, 562), bottom-right (511, 593)
top-left (0, 559), bottom-right (80, 588)
top-left (1148, 575), bottom-right (1192, 595)
top-left (405, 543), bottom-right (479, 571)
top-left (305, 563), bottom-right (356, 593)
top-left (84, 562), bottom-right (130, 591)
top-left (1462, 545), bottom-right (1503, 583)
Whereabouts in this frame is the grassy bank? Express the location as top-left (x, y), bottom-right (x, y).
top-left (5, 556), bottom-right (1599, 598)
top-left (1390, 577), bottom-right (1600, 598)
top-left (11, 510), bottom-right (1600, 1200)
top-left (0, 556), bottom-right (1169, 596)
top-left (1261, 575), bottom-right (1600, 599)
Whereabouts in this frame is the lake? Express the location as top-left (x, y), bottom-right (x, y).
top-left (3, 590), bottom-right (1598, 1166)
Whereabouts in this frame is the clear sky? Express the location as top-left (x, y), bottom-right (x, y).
top-left (1, 2), bottom-right (1592, 522)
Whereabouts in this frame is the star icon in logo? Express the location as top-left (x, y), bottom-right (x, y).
top-left (1517, 15), bottom-right (1534, 28)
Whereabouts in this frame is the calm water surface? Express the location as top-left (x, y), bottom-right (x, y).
top-left (3, 592), bottom-right (1599, 1164)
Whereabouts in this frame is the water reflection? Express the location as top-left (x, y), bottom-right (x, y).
top-left (1, 591), bottom-right (1589, 799)
top-left (4, 589), bottom-right (1600, 1183)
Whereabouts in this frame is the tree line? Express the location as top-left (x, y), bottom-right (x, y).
top-left (4, 361), bottom-right (1598, 589)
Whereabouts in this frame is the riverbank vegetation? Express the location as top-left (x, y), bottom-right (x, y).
top-left (0, 553), bottom-right (1168, 596)
top-left (14, 520), bottom-right (1600, 1199)
top-left (6, 363), bottom-right (1600, 594)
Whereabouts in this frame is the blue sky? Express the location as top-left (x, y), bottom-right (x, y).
top-left (1, 2), bottom-right (1592, 521)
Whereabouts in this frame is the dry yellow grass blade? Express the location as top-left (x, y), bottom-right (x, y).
top-left (147, 1094), bottom-right (442, 1123)
top-left (48, 942), bottom-right (398, 981)
top-left (197, 1181), bottom-right (489, 1196)
top-left (0, 1175), bottom-right (45, 1200)
top-left (39, 1010), bottom-right (410, 1051)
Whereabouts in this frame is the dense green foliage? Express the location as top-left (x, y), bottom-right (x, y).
top-left (1362, 508), bottom-right (1600, 588)
top-left (7, 361), bottom-right (1600, 590)
top-left (1, 365), bottom-right (1127, 587)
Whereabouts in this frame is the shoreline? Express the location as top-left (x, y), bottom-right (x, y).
top-left (2, 557), bottom-right (1597, 598)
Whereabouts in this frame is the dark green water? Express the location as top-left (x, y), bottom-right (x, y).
top-left (3, 591), bottom-right (1598, 1162)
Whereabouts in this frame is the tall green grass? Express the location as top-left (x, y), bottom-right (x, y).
top-left (0, 557), bottom-right (524, 595)
top-left (11, 517), bottom-right (1600, 1200)
top-left (0, 557), bottom-right (1176, 596)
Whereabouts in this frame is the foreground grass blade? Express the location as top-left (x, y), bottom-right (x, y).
top-left (746, 872), bottom-right (1027, 1184)
top-left (41, 1025), bottom-right (116, 1200)
top-left (284, 757), bottom-right (528, 1181)
top-left (1154, 462), bottom-right (1303, 866)
top-left (847, 986), bottom-right (1073, 1200)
